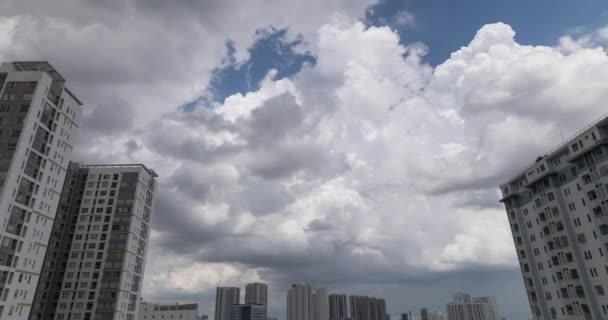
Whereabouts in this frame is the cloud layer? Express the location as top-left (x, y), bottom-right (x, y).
top-left (3, 2), bottom-right (608, 320)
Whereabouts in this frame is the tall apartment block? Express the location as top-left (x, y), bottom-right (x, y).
top-left (500, 115), bottom-right (608, 319)
top-left (348, 296), bottom-right (387, 320)
top-left (329, 294), bottom-right (349, 320)
top-left (0, 61), bottom-right (82, 319)
top-left (245, 283), bottom-right (268, 312)
top-left (446, 293), bottom-right (498, 320)
top-left (30, 163), bottom-right (157, 320)
top-left (216, 287), bottom-right (241, 320)
top-left (287, 284), bottom-right (329, 320)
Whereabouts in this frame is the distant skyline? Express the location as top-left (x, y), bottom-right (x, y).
top-left (2, 1), bottom-right (608, 320)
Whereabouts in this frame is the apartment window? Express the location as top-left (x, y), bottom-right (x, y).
top-left (0, 105), bottom-right (8, 112)
top-left (596, 285), bottom-right (605, 296)
top-left (19, 105), bottom-right (29, 112)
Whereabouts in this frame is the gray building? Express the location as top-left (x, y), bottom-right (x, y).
top-left (312, 287), bottom-right (329, 320)
top-left (246, 283), bottom-right (268, 312)
top-left (500, 115), bottom-right (608, 320)
top-left (231, 304), bottom-right (267, 320)
top-left (401, 313), bottom-right (409, 320)
top-left (29, 162), bottom-right (88, 320)
top-left (446, 294), bottom-right (496, 320)
top-left (420, 309), bottom-right (429, 320)
top-left (31, 163), bottom-right (157, 320)
top-left (0, 61), bottom-right (82, 319)
top-left (287, 284), bottom-right (328, 320)
top-left (329, 294), bottom-right (349, 320)
top-left (138, 302), bottom-right (198, 320)
top-left (216, 287), bottom-right (241, 320)
top-left (348, 296), bottom-right (387, 320)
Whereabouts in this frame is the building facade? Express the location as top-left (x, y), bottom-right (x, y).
top-left (29, 162), bottom-right (88, 319)
top-left (0, 61), bottom-right (82, 319)
top-left (287, 284), bottom-right (329, 320)
top-left (446, 302), bottom-right (494, 320)
top-left (287, 284), bottom-right (311, 320)
top-left (245, 283), bottom-right (268, 312)
top-left (329, 294), bottom-right (349, 320)
top-left (420, 308), bottom-right (428, 320)
top-left (348, 296), bottom-right (387, 320)
top-left (311, 287), bottom-right (328, 320)
top-left (216, 287), bottom-right (241, 320)
top-left (137, 302), bottom-right (198, 320)
top-left (500, 116), bottom-right (608, 319)
top-left (230, 304), bottom-right (267, 320)
top-left (446, 293), bottom-right (498, 320)
top-left (31, 163), bottom-right (158, 320)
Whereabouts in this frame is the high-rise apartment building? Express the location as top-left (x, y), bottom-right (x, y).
top-left (0, 61), bottom-right (82, 319)
top-left (446, 293), bottom-right (497, 320)
top-left (287, 284), bottom-right (311, 320)
top-left (500, 115), bottom-right (608, 320)
top-left (245, 283), bottom-right (268, 312)
top-left (137, 302), bottom-right (198, 320)
top-left (216, 287), bottom-right (241, 320)
top-left (287, 284), bottom-right (329, 320)
top-left (329, 294), bottom-right (349, 320)
top-left (348, 296), bottom-right (387, 320)
top-left (420, 308), bottom-right (428, 320)
top-left (29, 163), bottom-right (157, 320)
top-left (230, 304), bottom-right (267, 320)
top-left (311, 287), bottom-right (329, 320)
top-left (29, 162), bottom-right (87, 320)
top-left (470, 297), bottom-right (497, 320)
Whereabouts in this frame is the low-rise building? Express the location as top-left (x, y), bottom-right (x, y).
top-left (138, 302), bottom-right (199, 320)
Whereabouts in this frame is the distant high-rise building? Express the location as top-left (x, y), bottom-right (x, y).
top-left (348, 296), bottom-right (387, 320)
top-left (138, 302), bottom-right (199, 320)
top-left (452, 293), bottom-right (471, 304)
top-left (31, 163), bottom-right (158, 320)
top-left (311, 287), bottom-right (329, 320)
top-left (231, 304), bottom-right (267, 320)
top-left (287, 284), bottom-right (329, 320)
top-left (401, 313), bottom-right (409, 320)
top-left (420, 308), bottom-right (429, 320)
top-left (0, 61), bottom-right (82, 319)
top-left (471, 297), bottom-right (497, 320)
top-left (329, 294), bottom-right (349, 320)
top-left (287, 284), bottom-right (312, 320)
top-left (246, 283), bottom-right (268, 312)
top-left (446, 293), bottom-right (498, 320)
top-left (216, 287), bottom-right (241, 320)
top-left (499, 115), bottom-right (608, 320)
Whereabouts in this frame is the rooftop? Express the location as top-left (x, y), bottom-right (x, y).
top-left (503, 111), bottom-right (608, 185)
top-left (83, 163), bottom-right (159, 178)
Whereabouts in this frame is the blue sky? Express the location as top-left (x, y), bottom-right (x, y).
top-left (201, 0), bottom-right (608, 104)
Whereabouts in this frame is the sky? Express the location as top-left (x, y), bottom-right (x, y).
top-left (1, 1), bottom-right (608, 320)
